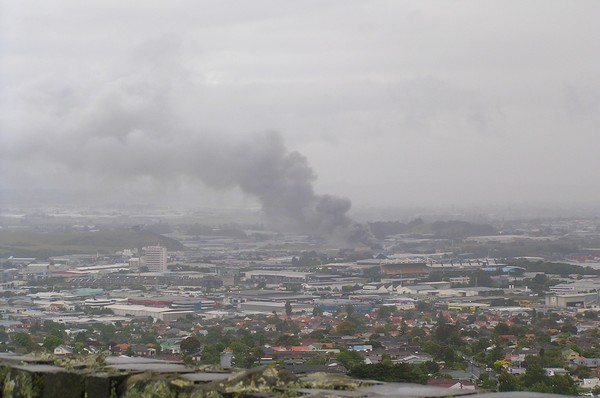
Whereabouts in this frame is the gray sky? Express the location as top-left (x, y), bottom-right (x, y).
top-left (1, 1), bottom-right (600, 210)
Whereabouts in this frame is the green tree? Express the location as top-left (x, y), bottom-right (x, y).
top-left (349, 363), bottom-right (428, 384)
top-left (493, 322), bottom-right (512, 336)
top-left (522, 363), bottom-right (547, 387)
top-left (560, 323), bottom-right (578, 334)
top-left (433, 323), bottom-right (458, 344)
top-left (377, 306), bottom-right (394, 319)
top-left (336, 320), bottom-right (357, 335)
top-left (12, 332), bottom-right (36, 352)
top-left (180, 336), bottom-right (202, 355)
top-left (336, 350), bottom-right (364, 370)
top-left (421, 340), bottom-right (440, 355)
top-left (230, 339), bottom-right (256, 368)
top-left (199, 343), bottom-right (223, 365)
top-left (42, 335), bottom-right (63, 352)
top-left (0, 327), bottom-right (8, 342)
top-left (344, 304), bottom-right (355, 315)
top-left (549, 374), bottom-right (577, 395)
top-left (571, 364), bottom-right (591, 379)
top-left (497, 372), bottom-right (520, 392)
top-left (285, 301), bottom-right (292, 316)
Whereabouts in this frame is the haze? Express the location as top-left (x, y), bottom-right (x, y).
top-left (1, 1), bottom-right (600, 211)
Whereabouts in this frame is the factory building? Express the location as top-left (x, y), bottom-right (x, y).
top-left (545, 293), bottom-right (598, 308)
top-left (380, 261), bottom-right (429, 276)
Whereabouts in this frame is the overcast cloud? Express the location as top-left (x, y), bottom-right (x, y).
top-left (1, 0), bottom-right (600, 211)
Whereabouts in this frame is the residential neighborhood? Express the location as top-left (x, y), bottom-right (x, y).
top-left (2, 209), bottom-right (600, 396)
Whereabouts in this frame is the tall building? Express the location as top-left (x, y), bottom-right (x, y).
top-left (142, 246), bottom-right (167, 272)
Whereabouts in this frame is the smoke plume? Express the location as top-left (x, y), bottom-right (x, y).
top-left (1, 72), bottom-right (377, 247)
top-left (213, 133), bottom-right (375, 245)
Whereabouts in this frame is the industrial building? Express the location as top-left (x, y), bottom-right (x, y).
top-left (545, 293), bottom-right (598, 308)
top-left (240, 301), bottom-right (313, 314)
top-left (380, 261), bottom-right (429, 276)
top-left (243, 270), bottom-right (310, 285)
top-left (106, 304), bottom-right (193, 321)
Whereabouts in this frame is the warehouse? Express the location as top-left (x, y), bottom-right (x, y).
top-left (106, 304), bottom-right (193, 321)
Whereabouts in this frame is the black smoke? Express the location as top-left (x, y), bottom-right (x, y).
top-left (209, 132), bottom-right (377, 246)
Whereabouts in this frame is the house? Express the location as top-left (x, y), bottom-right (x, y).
top-left (545, 368), bottom-right (569, 376)
top-left (573, 357), bottom-right (600, 368)
top-left (283, 362), bottom-right (347, 374)
top-left (131, 344), bottom-right (156, 357)
top-left (191, 351), bottom-right (203, 362)
top-left (220, 348), bottom-right (233, 369)
top-left (581, 378), bottom-right (600, 389)
top-left (54, 345), bottom-right (74, 356)
top-left (160, 340), bottom-right (181, 354)
top-left (447, 370), bottom-right (476, 380)
top-left (428, 379), bottom-right (477, 390)
top-left (505, 353), bottom-right (526, 366)
top-left (498, 335), bottom-right (518, 344)
top-left (397, 354), bottom-right (431, 364)
top-left (112, 343), bottom-right (130, 354)
top-left (562, 348), bottom-right (580, 362)
top-left (509, 368), bottom-right (526, 375)
top-left (82, 346), bottom-right (99, 355)
top-left (348, 344), bottom-right (373, 352)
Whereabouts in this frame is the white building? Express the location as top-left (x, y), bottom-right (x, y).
top-left (545, 292), bottom-right (598, 308)
top-left (106, 304), bottom-right (193, 321)
top-left (143, 246), bottom-right (167, 272)
top-left (580, 378), bottom-right (600, 389)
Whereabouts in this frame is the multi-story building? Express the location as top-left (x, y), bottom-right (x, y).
top-left (142, 246), bottom-right (167, 272)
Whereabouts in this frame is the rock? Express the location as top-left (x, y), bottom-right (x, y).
top-left (3, 364), bottom-right (84, 398)
top-left (85, 372), bottom-right (130, 398)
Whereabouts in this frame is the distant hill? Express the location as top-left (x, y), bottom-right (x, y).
top-left (0, 228), bottom-right (184, 259)
top-left (369, 219), bottom-right (497, 240)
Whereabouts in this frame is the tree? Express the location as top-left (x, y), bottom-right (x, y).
top-left (43, 335), bottom-right (64, 352)
top-left (336, 350), bottom-right (364, 370)
top-left (285, 301), bottom-right (292, 316)
top-left (422, 340), bottom-right (440, 355)
top-left (344, 304), bottom-right (355, 315)
top-left (433, 323), bottom-right (458, 344)
top-left (522, 363), bottom-right (547, 387)
top-left (349, 363), bottom-right (428, 384)
top-left (420, 361), bottom-right (440, 375)
top-left (96, 324), bottom-right (116, 345)
top-left (493, 322), bottom-right (512, 336)
top-left (560, 323), bottom-right (578, 334)
top-left (180, 336), bottom-right (202, 355)
top-left (440, 346), bottom-right (460, 368)
top-left (571, 365), bottom-right (591, 379)
top-left (497, 372), bottom-right (520, 392)
top-left (74, 331), bottom-right (88, 344)
top-left (367, 339), bottom-right (383, 349)
top-left (198, 342), bottom-right (224, 365)
top-left (583, 311), bottom-right (598, 320)
top-left (230, 339), bottom-right (255, 368)
top-left (381, 354), bottom-right (392, 365)
top-left (336, 320), bottom-right (357, 335)
top-left (12, 332), bottom-right (36, 352)
top-left (549, 374), bottom-right (577, 395)
top-left (312, 306), bottom-right (324, 316)
top-left (377, 306), bottom-right (394, 319)
top-left (532, 273), bottom-right (547, 284)
top-left (0, 327), bottom-right (7, 342)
